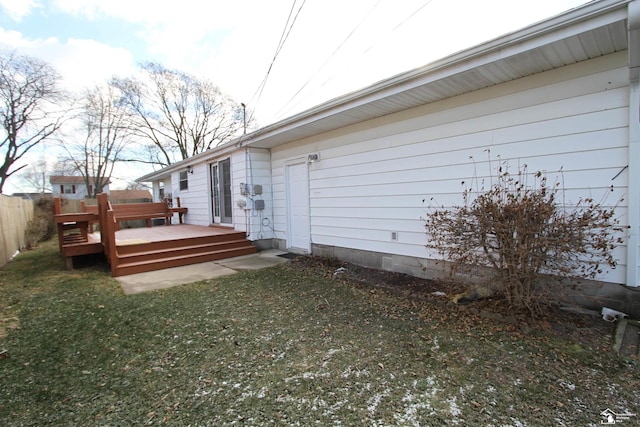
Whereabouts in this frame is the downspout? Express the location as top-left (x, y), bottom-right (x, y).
top-left (626, 0), bottom-right (640, 286)
top-left (244, 145), bottom-right (252, 238)
top-left (236, 107), bottom-right (252, 238)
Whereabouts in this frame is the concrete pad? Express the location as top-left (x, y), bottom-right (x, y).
top-left (116, 249), bottom-right (289, 295)
top-left (216, 249), bottom-right (290, 271)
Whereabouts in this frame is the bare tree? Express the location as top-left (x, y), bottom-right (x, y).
top-left (64, 83), bottom-right (132, 197)
top-left (17, 157), bottom-right (75, 194)
top-left (19, 158), bottom-right (49, 193)
top-left (112, 62), bottom-right (246, 167)
top-left (0, 49), bottom-right (68, 193)
top-left (50, 158), bottom-right (79, 177)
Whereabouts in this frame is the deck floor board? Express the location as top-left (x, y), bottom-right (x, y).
top-left (113, 224), bottom-right (240, 245)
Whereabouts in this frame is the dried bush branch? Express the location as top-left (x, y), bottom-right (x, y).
top-left (424, 165), bottom-right (626, 316)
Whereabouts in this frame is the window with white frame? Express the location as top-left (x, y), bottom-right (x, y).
top-left (179, 171), bottom-right (188, 190)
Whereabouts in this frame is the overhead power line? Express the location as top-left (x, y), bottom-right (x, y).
top-left (272, 0), bottom-right (384, 121)
top-left (247, 0), bottom-right (306, 123)
top-left (273, 0), bottom-right (436, 121)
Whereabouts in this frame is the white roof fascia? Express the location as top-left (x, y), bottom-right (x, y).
top-left (136, 0), bottom-right (630, 182)
top-left (242, 0), bottom-right (629, 145)
top-left (136, 140), bottom-right (245, 182)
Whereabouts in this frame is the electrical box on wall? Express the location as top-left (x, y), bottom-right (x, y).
top-left (254, 199), bottom-right (265, 210)
top-left (240, 183), bottom-right (250, 195)
top-left (253, 184), bottom-right (263, 195)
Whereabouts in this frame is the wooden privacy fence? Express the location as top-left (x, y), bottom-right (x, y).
top-left (0, 195), bottom-right (34, 268)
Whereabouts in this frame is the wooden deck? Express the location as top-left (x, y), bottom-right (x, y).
top-left (54, 195), bottom-right (256, 276)
top-left (55, 212), bottom-right (103, 269)
top-left (114, 224), bottom-right (240, 243)
top-left (110, 224), bottom-right (256, 276)
top-left (58, 224), bottom-right (256, 276)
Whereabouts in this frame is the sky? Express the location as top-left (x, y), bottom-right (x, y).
top-left (0, 0), bottom-right (590, 193)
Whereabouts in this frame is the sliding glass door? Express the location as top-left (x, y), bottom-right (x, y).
top-left (210, 158), bottom-right (232, 224)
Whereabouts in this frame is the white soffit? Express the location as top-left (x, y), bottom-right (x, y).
top-left (247, 0), bottom-right (630, 149)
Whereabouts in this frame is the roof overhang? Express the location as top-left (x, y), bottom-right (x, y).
top-left (138, 0), bottom-right (631, 182)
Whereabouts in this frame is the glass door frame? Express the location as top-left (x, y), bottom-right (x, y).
top-left (209, 158), bottom-right (232, 224)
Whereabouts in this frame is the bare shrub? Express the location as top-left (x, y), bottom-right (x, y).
top-left (24, 216), bottom-right (48, 249)
top-left (24, 196), bottom-right (55, 249)
top-left (424, 165), bottom-right (626, 316)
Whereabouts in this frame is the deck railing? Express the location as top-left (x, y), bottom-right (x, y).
top-left (54, 193), bottom-right (190, 274)
top-left (97, 193), bottom-right (118, 274)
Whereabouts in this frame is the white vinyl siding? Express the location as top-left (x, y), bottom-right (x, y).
top-left (271, 53), bottom-right (629, 285)
top-left (244, 148), bottom-right (274, 240)
top-left (172, 149), bottom-right (275, 235)
top-left (172, 164), bottom-right (211, 225)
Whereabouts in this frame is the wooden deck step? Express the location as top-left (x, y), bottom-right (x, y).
top-left (117, 239), bottom-right (253, 264)
top-left (115, 232), bottom-right (248, 255)
top-left (60, 233), bottom-right (103, 258)
top-left (114, 245), bottom-right (256, 276)
top-left (111, 229), bottom-right (256, 276)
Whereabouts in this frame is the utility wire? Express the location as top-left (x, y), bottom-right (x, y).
top-left (391, 0), bottom-right (434, 31)
top-left (273, 0), bottom-right (384, 120)
top-left (274, 0), bottom-right (435, 121)
top-left (248, 0), bottom-right (306, 123)
top-left (247, 0), bottom-right (298, 105)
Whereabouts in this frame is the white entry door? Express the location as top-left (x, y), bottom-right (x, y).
top-left (286, 162), bottom-right (310, 253)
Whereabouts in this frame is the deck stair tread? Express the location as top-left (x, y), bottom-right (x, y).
top-left (115, 233), bottom-right (247, 251)
top-left (110, 229), bottom-right (256, 276)
top-left (117, 239), bottom-right (255, 262)
top-left (115, 246), bottom-right (257, 276)
top-left (118, 246), bottom-right (256, 268)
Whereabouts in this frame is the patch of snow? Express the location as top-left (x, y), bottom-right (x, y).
top-left (394, 377), bottom-right (440, 426)
top-left (459, 384), bottom-right (473, 396)
top-left (257, 386), bottom-right (268, 398)
top-left (341, 366), bottom-right (369, 379)
top-left (326, 348), bottom-right (341, 356)
top-left (367, 390), bottom-right (389, 414)
top-left (395, 396), bottom-right (435, 427)
top-left (284, 371), bottom-right (330, 383)
top-left (448, 396), bottom-right (462, 422)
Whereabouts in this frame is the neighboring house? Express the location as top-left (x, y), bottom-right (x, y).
top-left (50, 176), bottom-right (110, 200)
top-left (137, 0), bottom-right (640, 293)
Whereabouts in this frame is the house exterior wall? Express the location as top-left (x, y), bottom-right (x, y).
top-left (51, 183), bottom-right (110, 199)
top-left (170, 162), bottom-right (211, 225)
top-left (270, 51), bottom-right (630, 285)
top-left (152, 178), bottom-right (172, 201)
top-left (164, 148), bottom-right (274, 240)
top-left (236, 148), bottom-right (275, 245)
top-left (231, 149), bottom-right (249, 232)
